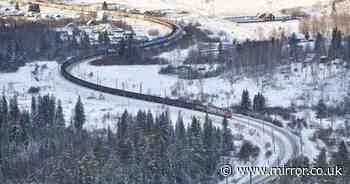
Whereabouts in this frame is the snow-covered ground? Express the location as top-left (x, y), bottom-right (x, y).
top-left (0, 61), bottom-right (192, 129)
top-left (184, 15), bottom-right (300, 41)
top-left (0, 1), bottom-right (81, 19)
top-left (71, 56), bottom-right (350, 108)
top-left (65, 0), bottom-right (332, 16)
top-left (1, 0), bottom-right (305, 42)
top-left (0, 61), bottom-right (291, 184)
top-left (59, 0), bottom-right (324, 41)
top-left (115, 16), bottom-right (172, 39)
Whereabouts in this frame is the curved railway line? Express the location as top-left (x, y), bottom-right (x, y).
top-left (27, 1), bottom-right (300, 183)
top-left (61, 55), bottom-right (299, 184)
top-left (60, 54), bottom-right (300, 184)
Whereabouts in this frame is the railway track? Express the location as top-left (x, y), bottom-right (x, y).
top-left (60, 54), bottom-right (300, 184)
top-left (35, 1), bottom-right (300, 183)
top-left (21, 0), bottom-right (185, 49)
top-left (61, 54), bottom-right (230, 117)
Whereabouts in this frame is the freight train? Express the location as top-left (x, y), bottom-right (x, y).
top-left (27, 1), bottom-right (230, 118)
top-left (61, 53), bottom-right (232, 118)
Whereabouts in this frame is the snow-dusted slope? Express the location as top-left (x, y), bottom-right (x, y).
top-left (67, 0), bottom-right (332, 16)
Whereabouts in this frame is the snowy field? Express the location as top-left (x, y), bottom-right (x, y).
top-left (66, 0), bottom-right (332, 16)
top-left (0, 1), bottom-right (81, 19)
top-left (0, 61), bottom-right (198, 129)
top-left (0, 61), bottom-right (238, 129)
top-left (60, 0), bottom-right (322, 42)
top-left (71, 57), bottom-right (350, 109)
top-left (184, 16), bottom-right (300, 41)
top-left (1, 0), bottom-right (303, 41)
top-left (117, 16), bottom-right (172, 39)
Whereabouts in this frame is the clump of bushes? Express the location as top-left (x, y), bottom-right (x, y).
top-left (148, 29), bottom-right (160, 37)
top-left (238, 141), bottom-right (260, 161)
top-left (28, 86), bottom-right (40, 94)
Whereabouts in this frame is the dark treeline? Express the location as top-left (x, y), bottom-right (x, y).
top-left (311, 28), bottom-right (350, 63)
top-left (236, 89), bottom-right (267, 115)
top-left (0, 94), bottom-right (235, 184)
top-left (0, 18), bottom-right (92, 72)
top-left (218, 28), bottom-right (350, 78)
top-left (233, 38), bottom-right (285, 74)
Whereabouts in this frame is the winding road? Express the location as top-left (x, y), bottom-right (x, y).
top-left (26, 1), bottom-right (300, 183)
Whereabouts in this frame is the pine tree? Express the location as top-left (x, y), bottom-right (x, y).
top-left (98, 31), bottom-right (110, 46)
top-left (0, 95), bottom-right (9, 177)
top-left (173, 112), bottom-right (190, 183)
top-left (78, 151), bottom-right (98, 184)
top-left (188, 117), bottom-right (205, 180)
top-left (116, 110), bottom-right (131, 162)
top-left (253, 93), bottom-right (266, 113)
top-left (289, 32), bottom-right (299, 62)
top-left (159, 111), bottom-right (171, 149)
top-left (145, 114), bottom-right (163, 183)
top-left (217, 41), bottom-right (225, 63)
top-left (0, 95), bottom-right (8, 130)
top-left (153, 112), bottom-right (172, 179)
top-left (305, 31), bottom-right (310, 41)
top-left (136, 110), bottom-right (147, 131)
top-left (0, 95), bottom-right (8, 131)
top-left (80, 31), bottom-right (90, 50)
top-left (333, 141), bottom-right (350, 176)
top-left (54, 100), bottom-right (65, 129)
top-left (145, 110), bottom-right (154, 133)
top-left (9, 123), bottom-right (21, 144)
top-left (15, 1), bottom-right (19, 10)
top-left (9, 95), bottom-right (19, 122)
top-left (240, 89), bottom-right (251, 113)
top-left (314, 32), bottom-right (326, 58)
top-left (73, 96), bottom-right (85, 131)
top-left (316, 99), bottom-right (327, 124)
top-left (102, 1), bottom-right (108, 10)
top-left (311, 148), bottom-right (336, 184)
top-left (222, 117), bottom-right (233, 155)
top-left (175, 112), bottom-right (186, 149)
top-left (117, 110), bottom-right (128, 140)
top-left (314, 148), bottom-right (327, 169)
top-left (238, 141), bottom-right (259, 161)
top-left (203, 114), bottom-right (216, 174)
top-left (19, 111), bottom-right (30, 145)
top-left (48, 95), bottom-right (56, 126)
top-left (118, 37), bottom-right (126, 56)
top-left (329, 28), bottom-right (343, 60)
top-left (345, 36), bottom-right (350, 63)
top-left (31, 96), bottom-right (37, 117)
top-left (214, 126), bottom-right (222, 158)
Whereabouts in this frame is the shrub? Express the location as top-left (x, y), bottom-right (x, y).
top-left (272, 119), bottom-right (283, 127)
top-left (238, 141), bottom-right (260, 161)
top-left (148, 29), bottom-right (160, 36)
top-left (28, 86), bottom-right (40, 94)
top-left (265, 150), bottom-right (272, 158)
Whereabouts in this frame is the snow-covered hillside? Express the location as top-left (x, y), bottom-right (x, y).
top-left (66, 0), bottom-right (315, 41)
top-left (70, 56), bottom-right (350, 109)
top-left (67, 0), bottom-right (332, 16)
